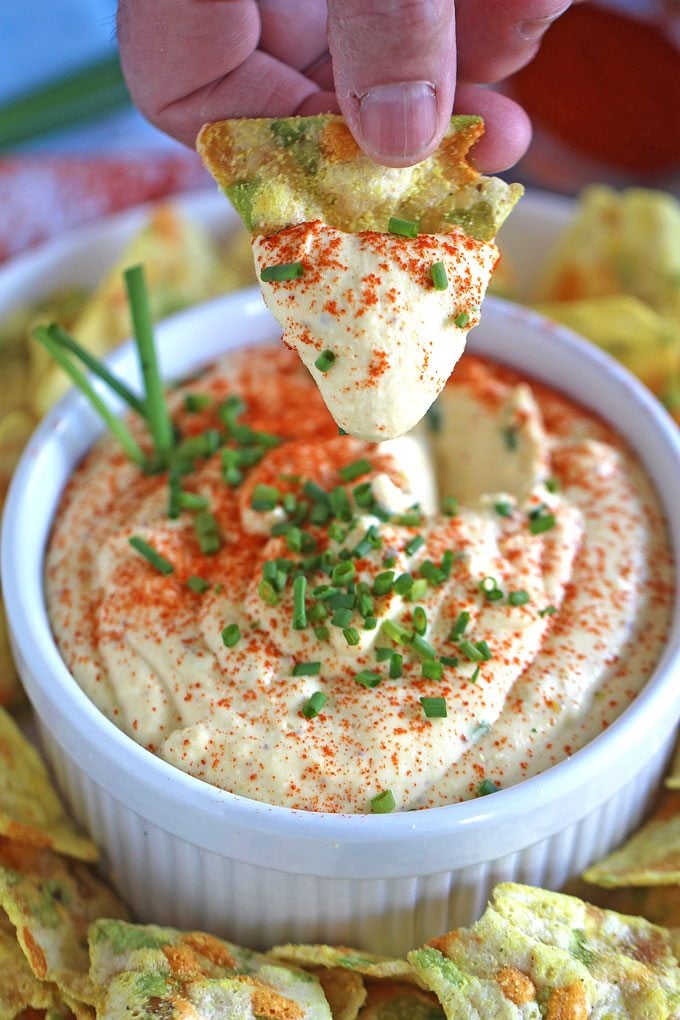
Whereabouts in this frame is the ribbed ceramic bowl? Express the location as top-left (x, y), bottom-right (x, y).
top-left (3, 292), bottom-right (679, 956)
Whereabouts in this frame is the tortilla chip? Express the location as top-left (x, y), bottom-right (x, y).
top-left (29, 205), bottom-right (225, 417)
top-left (408, 883), bottom-right (680, 1018)
top-left (563, 878), bottom-right (680, 939)
top-left (197, 115), bottom-right (522, 241)
top-left (0, 708), bottom-right (97, 862)
top-left (89, 921), bottom-right (332, 1020)
top-left (269, 945), bottom-right (416, 984)
top-left (584, 793), bottom-right (680, 887)
top-left (357, 980), bottom-right (444, 1019)
top-left (0, 838), bottom-right (128, 1006)
top-left (309, 968), bottom-right (366, 1020)
top-left (0, 910), bottom-right (59, 1017)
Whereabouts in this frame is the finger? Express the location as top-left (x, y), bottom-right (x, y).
top-left (303, 52), bottom-right (335, 93)
top-left (326, 0), bottom-right (456, 167)
top-left (454, 85), bottom-right (532, 172)
top-left (258, 0), bottom-right (328, 71)
top-left (456, 0), bottom-right (578, 84)
top-left (297, 91), bottom-right (341, 116)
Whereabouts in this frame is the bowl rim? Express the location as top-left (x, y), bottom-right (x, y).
top-left (3, 290), bottom-right (679, 878)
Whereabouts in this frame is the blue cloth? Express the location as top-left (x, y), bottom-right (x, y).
top-left (0, 0), bottom-right (181, 152)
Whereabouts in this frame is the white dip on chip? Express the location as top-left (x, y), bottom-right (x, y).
top-left (253, 221), bottom-right (499, 442)
top-left (46, 348), bottom-right (673, 814)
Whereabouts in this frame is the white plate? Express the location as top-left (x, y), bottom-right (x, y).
top-left (0, 187), bottom-right (572, 320)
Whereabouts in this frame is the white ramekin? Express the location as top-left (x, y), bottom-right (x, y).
top-left (3, 292), bottom-right (679, 955)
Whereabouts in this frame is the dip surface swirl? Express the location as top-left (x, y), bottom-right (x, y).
top-left (46, 346), bottom-right (673, 813)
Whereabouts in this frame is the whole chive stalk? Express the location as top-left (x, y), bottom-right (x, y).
top-left (124, 264), bottom-right (174, 464)
top-left (34, 325), bottom-right (146, 466)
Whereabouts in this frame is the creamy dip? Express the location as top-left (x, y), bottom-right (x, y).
top-left (253, 221), bottom-right (498, 442)
top-left (46, 348), bottom-right (673, 813)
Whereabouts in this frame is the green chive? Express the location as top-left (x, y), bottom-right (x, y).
top-left (453, 311), bottom-right (470, 328)
top-left (219, 394), bottom-right (246, 425)
top-left (470, 665), bottom-right (481, 683)
top-left (413, 606), bottom-right (427, 635)
top-left (258, 580), bottom-right (279, 605)
top-left (221, 623), bottom-right (241, 648)
top-left (503, 425), bottom-right (519, 451)
top-left (381, 619), bottom-right (411, 645)
top-left (302, 691), bottom-right (327, 719)
top-left (184, 393), bottom-right (211, 413)
top-left (389, 654), bottom-right (403, 679)
top-left (479, 576), bottom-right (503, 601)
top-left (328, 522), bottom-right (347, 543)
top-left (545, 477), bottom-right (560, 493)
top-left (529, 513), bottom-right (556, 535)
top-left (370, 789), bottom-right (396, 813)
top-left (440, 655), bottom-right (458, 667)
top-left (332, 561), bottom-right (356, 585)
top-left (328, 592), bottom-right (355, 610)
top-left (329, 486), bottom-right (353, 521)
top-left (539, 605), bottom-right (557, 618)
top-left (372, 571), bottom-right (395, 596)
top-left (353, 481), bottom-right (374, 508)
top-left (420, 561), bottom-right (445, 586)
top-left (405, 534), bottom-right (425, 556)
top-left (420, 695), bottom-right (447, 718)
top-left (178, 490), bottom-right (209, 511)
top-left (251, 484), bottom-right (280, 511)
top-left (383, 555), bottom-right (397, 568)
top-left (356, 669), bottom-right (382, 689)
top-left (508, 590), bottom-right (530, 606)
top-left (310, 502), bottom-right (331, 525)
top-left (124, 265), bottom-right (174, 463)
top-left (363, 616), bottom-right (378, 630)
top-left (441, 496), bottom-right (458, 517)
top-left (409, 578), bottom-right (428, 601)
top-left (393, 511), bottom-right (422, 527)
top-left (187, 576), bottom-right (210, 594)
top-left (478, 778), bottom-right (498, 797)
top-left (260, 261), bottom-right (304, 282)
top-left (339, 458), bottom-right (373, 483)
top-left (458, 640), bottom-right (483, 662)
top-left (376, 646), bottom-right (394, 662)
top-left (412, 634), bottom-right (436, 660)
top-left (494, 500), bottom-right (513, 518)
top-left (394, 573), bottom-right (414, 596)
top-left (331, 608), bottom-right (353, 628)
top-left (314, 349), bottom-right (336, 373)
top-left (315, 625), bottom-right (330, 641)
top-left (475, 640), bottom-right (493, 661)
top-left (292, 661), bottom-right (321, 676)
top-left (388, 216), bottom-right (418, 238)
top-left (440, 550), bottom-right (455, 578)
top-left (129, 536), bottom-right (174, 575)
top-left (430, 262), bottom-right (448, 290)
top-left (175, 429), bottom-right (221, 466)
top-left (343, 627), bottom-right (360, 646)
top-left (422, 660), bottom-right (443, 681)
top-left (358, 592), bottom-right (374, 618)
top-left (194, 511), bottom-right (222, 555)
top-left (293, 576), bottom-right (307, 630)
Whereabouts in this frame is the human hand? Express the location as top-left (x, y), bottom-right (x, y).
top-left (117, 0), bottom-right (582, 171)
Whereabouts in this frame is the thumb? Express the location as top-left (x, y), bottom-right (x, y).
top-left (326, 0), bottom-right (456, 167)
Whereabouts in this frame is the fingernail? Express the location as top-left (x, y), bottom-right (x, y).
top-left (358, 81), bottom-right (437, 161)
top-left (517, 3), bottom-right (570, 40)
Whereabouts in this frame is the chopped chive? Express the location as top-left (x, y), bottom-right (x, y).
top-left (453, 311), bottom-right (470, 328)
top-left (353, 481), bottom-right (374, 508)
top-left (309, 603), bottom-right (328, 625)
top-left (440, 655), bottom-right (458, 667)
top-left (358, 592), bottom-right (374, 618)
top-left (221, 623), bottom-right (241, 648)
top-left (475, 640), bottom-right (493, 661)
top-left (178, 490), bottom-right (209, 511)
top-left (381, 619), bottom-right (411, 645)
top-left (352, 524), bottom-right (382, 558)
top-left (363, 616), bottom-right (378, 630)
top-left (479, 576), bottom-right (503, 601)
top-left (184, 393), bottom-right (211, 413)
top-left (219, 394), bottom-right (247, 426)
top-left (338, 426), bottom-right (348, 436)
top-left (430, 261), bottom-right (448, 290)
top-left (389, 654), bottom-right (403, 679)
top-left (310, 502), bottom-right (331, 525)
top-left (260, 261), bottom-right (304, 282)
top-left (478, 778), bottom-right (498, 797)
top-left (470, 665), bottom-right (481, 683)
top-left (339, 458), bottom-right (373, 483)
top-left (329, 486), bottom-right (353, 521)
top-left (441, 496), bottom-right (458, 517)
top-left (292, 575), bottom-right (307, 630)
top-left (508, 590), bottom-right (530, 606)
top-left (372, 570), bottom-right (395, 596)
top-left (187, 575), bottom-right (210, 594)
top-left (328, 592), bottom-right (355, 610)
top-left (388, 216), bottom-right (418, 238)
top-left (412, 634), bottom-right (436, 660)
top-left (375, 646), bottom-right (394, 662)
top-left (313, 584), bottom-right (339, 600)
top-left (409, 578), bottom-right (428, 601)
top-left (394, 573), bottom-right (414, 596)
top-left (331, 607), bottom-right (353, 628)
top-left (332, 561), bottom-right (356, 585)
top-left (194, 511), bottom-right (222, 555)
top-left (458, 640), bottom-right (483, 662)
top-left (545, 477), bottom-right (560, 493)
top-left (393, 511), bottom-right (422, 527)
top-left (129, 536), bottom-right (174, 575)
top-left (285, 527), bottom-right (303, 553)
top-left (420, 561), bottom-right (445, 586)
top-left (413, 606), bottom-right (427, 635)
top-left (124, 265), bottom-right (174, 463)
top-left (370, 789), bottom-right (396, 813)
top-left (314, 349), bottom-right (336, 373)
top-left (494, 500), bottom-right (513, 518)
top-left (420, 695), bottom-right (446, 717)
top-left (356, 669), bottom-right (382, 689)
top-left (302, 691), bottom-right (327, 719)
top-left (503, 425), bottom-right (519, 451)
top-left (343, 627), bottom-right (360, 646)
top-left (303, 480), bottom-right (329, 505)
top-left (175, 429), bottom-right (221, 466)
top-left (405, 534), bottom-right (425, 556)
top-left (529, 512), bottom-right (556, 535)
top-left (314, 625), bottom-right (330, 641)
top-left (34, 326), bottom-right (146, 467)
top-left (422, 660), bottom-right (443, 681)
top-left (282, 492), bottom-right (297, 515)
top-left (258, 580), bottom-right (279, 605)
top-left (440, 550), bottom-right (455, 578)
top-left (539, 605), bottom-right (557, 618)
top-left (292, 661), bottom-right (321, 677)
top-left (251, 484), bottom-right (280, 511)
top-left (328, 522), bottom-right (347, 544)
top-left (383, 555), bottom-right (397, 568)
